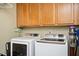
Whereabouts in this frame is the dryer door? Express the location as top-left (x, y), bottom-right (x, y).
top-left (12, 43), bottom-right (27, 56)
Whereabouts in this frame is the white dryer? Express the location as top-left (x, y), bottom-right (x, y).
top-left (11, 37), bottom-right (37, 56)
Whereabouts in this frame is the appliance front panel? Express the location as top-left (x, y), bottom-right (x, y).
top-left (35, 41), bottom-right (68, 56)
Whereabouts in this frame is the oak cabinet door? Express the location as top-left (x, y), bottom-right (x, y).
top-left (40, 3), bottom-right (55, 26)
top-left (17, 3), bottom-right (23, 27)
top-left (74, 3), bottom-right (79, 25)
top-left (55, 4), bottom-right (74, 25)
top-left (29, 3), bottom-right (40, 26)
top-left (17, 3), bottom-right (30, 27)
top-left (17, 3), bottom-right (40, 27)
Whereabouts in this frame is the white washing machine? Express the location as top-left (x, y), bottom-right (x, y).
top-left (11, 37), bottom-right (37, 56)
top-left (35, 34), bottom-right (69, 56)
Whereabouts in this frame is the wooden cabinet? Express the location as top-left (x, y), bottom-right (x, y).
top-left (40, 3), bottom-right (55, 26)
top-left (17, 3), bottom-right (40, 27)
top-left (17, 3), bottom-right (79, 27)
top-left (70, 47), bottom-right (76, 56)
top-left (55, 3), bottom-right (74, 25)
top-left (17, 3), bottom-right (22, 27)
top-left (73, 3), bottom-right (79, 25)
top-left (17, 3), bottom-right (30, 27)
top-left (29, 3), bottom-right (40, 26)
top-left (17, 3), bottom-right (55, 27)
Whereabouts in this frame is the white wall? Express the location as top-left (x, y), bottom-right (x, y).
top-left (0, 4), bottom-right (16, 54)
top-left (22, 27), bottom-right (69, 37)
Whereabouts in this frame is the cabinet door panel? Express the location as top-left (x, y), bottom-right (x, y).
top-left (56, 4), bottom-right (74, 25)
top-left (17, 3), bottom-right (30, 27)
top-left (22, 4), bottom-right (30, 26)
top-left (29, 4), bottom-right (40, 26)
top-left (74, 3), bottom-right (79, 25)
top-left (17, 3), bottom-right (23, 27)
top-left (40, 3), bottom-right (55, 26)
